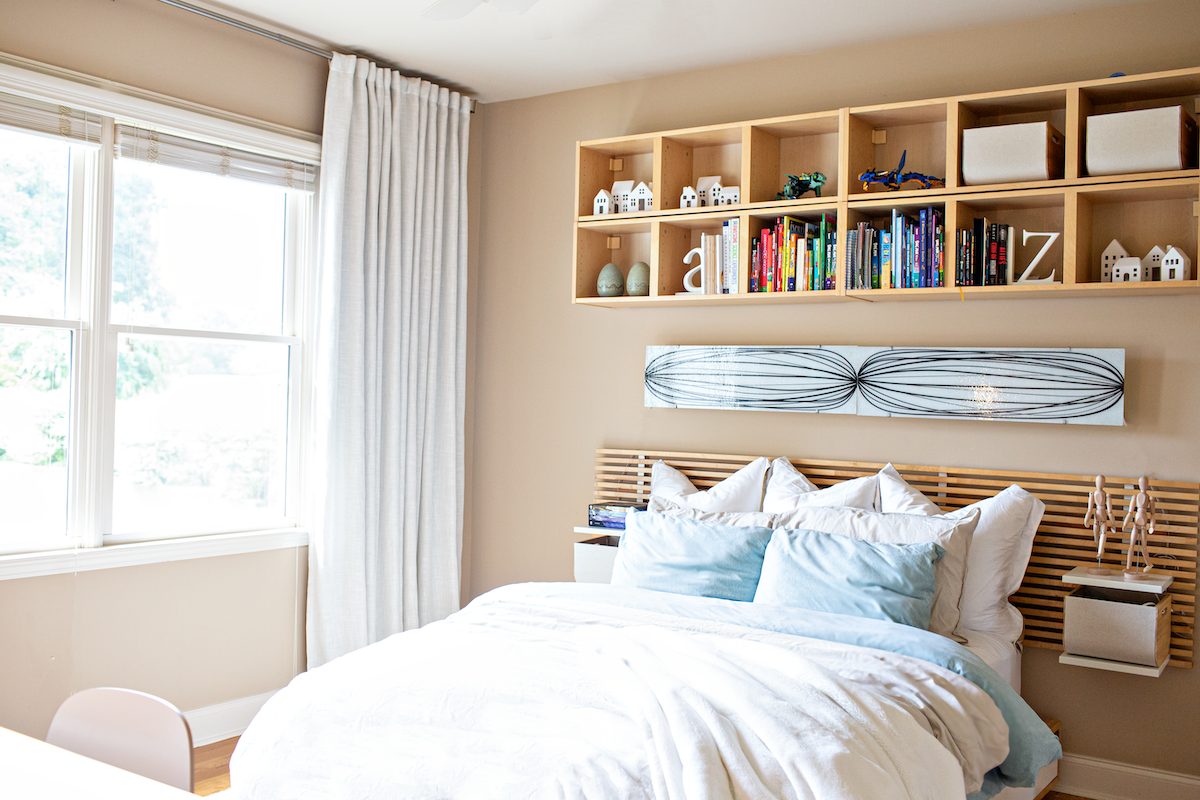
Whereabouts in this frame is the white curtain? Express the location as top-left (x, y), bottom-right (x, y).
top-left (307, 53), bottom-right (470, 668)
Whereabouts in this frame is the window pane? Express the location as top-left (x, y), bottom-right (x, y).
top-left (0, 326), bottom-right (71, 544)
top-left (111, 160), bottom-right (286, 335)
top-left (112, 335), bottom-right (290, 536)
top-left (0, 129), bottom-right (70, 318)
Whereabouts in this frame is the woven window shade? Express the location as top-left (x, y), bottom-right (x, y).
top-left (115, 123), bottom-right (316, 192)
top-left (0, 89), bottom-right (102, 146)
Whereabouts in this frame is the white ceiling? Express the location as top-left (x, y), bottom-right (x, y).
top-left (205, 0), bottom-right (1149, 103)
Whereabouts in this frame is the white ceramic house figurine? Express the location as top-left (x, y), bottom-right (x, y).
top-left (717, 186), bottom-right (740, 206)
top-left (680, 185), bottom-right (699, 208)
top-left (610, 179), bottom-right (634, 213)
top-left (1141, 245), bottom-right (1165, 280)
top-left (1111, 255), bottom-right (1148, 282)
top-left (1161, 245), bottom-right (1192, 281)
top-left (696, 176), bottom-right (723, 207)
top-left (1100, 239), bottom-right (1127, 282)
top-left (628, 181), bottom-right (653, 212)
top-left (593, 188), bottom-right (613, 216)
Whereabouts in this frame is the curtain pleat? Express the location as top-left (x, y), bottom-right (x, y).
top-left (307, 54), bottom-right (469, 668)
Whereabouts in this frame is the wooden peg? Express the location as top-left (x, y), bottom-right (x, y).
top-left (608, 157), bottom-right (624, 172)
top-left (872, 129), bottom-right (887, 144)
top-left (606, 236), bottom-right (621, 249)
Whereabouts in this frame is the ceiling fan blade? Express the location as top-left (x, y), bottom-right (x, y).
top-left (421, 0), bottom-right (483, 21)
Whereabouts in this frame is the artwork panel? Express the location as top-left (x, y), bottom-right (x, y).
top-left (854, 347), bottom-right (1124, 426)
top-left (644, 345), bottom-right (858, 414)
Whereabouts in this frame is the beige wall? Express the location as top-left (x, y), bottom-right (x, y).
top-left (0, 0), bottom-right (325, 739)
top-left (0, 548), bottom-right (307, 738)
top-left (0, 0), bottom-right (328, 134)
top-left (469, 0), bottom-right (1200, 776)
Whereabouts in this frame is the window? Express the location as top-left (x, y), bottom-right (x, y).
top-left (0, 85), bottom-right (316, 554)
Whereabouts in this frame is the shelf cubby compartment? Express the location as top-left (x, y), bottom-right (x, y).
top-left (1072, 178), bottom-right (1200, 293)
top-left (847, 100), bottom-right (949, 198)
top-left (954, 88), bottom-right (1068, 188)
top-left (842, 198), bottom-right (951, 299)
top-left (1076, 69), bottom-right (1200, 180)
top-left (745, 112), bottom-right (841, 205)
top-left (573, 218), bottom-right (653, 304)
top-left (744, 206), bottom-right (845, 299)
top-left (576, 136), bottom-right (655, 220)
top-left (951, 189), bottom-right (1067, 292)
top-left (656, 211), bottom-right (743, 298)
top-left (657, 126), bottom-right (745, 213)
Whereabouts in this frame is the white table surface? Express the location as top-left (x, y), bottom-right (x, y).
top-left (0, 725), bottom-right (197, 799)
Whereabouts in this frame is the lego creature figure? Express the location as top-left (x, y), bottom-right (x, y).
top-left (776, 172), bottom-right (827, 200)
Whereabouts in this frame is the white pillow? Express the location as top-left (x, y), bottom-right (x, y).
top-left (773, 505), bottom-right (979, 641)
top-left (648, 495), bottom-right (780, 528)
top-left (878, 463), bottom-right (943, 515)
top-left (763, 457), bottom-right (878, 513)
top-left (883, 477), bottom-right (1046, 643)
top-left (650, 457), bottom-right (770, 513)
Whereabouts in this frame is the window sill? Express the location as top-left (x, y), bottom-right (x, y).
top-left (0, 528), bottom-right (309, 581)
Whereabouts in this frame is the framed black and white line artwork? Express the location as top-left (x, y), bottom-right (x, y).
top-left (644, 345), bottom-right (1125, 426)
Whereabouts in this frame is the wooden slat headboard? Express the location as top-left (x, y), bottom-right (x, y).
top-left (592, 449), bottom-right (1198, 669)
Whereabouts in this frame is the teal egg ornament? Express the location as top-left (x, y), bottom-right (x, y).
top-left (627, 261), bottom-right (650, 296)
top-left (597, 262), bottom-right (625, 297)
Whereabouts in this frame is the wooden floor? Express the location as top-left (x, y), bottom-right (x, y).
top-left (190, 739), bottom-right (1094, 800)
top-left (194, 737), bottom-right (238, 796)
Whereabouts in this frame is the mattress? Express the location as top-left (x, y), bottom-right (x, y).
top-left (965, 628), bottom-right (1022, 693)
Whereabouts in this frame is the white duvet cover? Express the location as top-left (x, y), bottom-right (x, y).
top-left (230, 584), bottom-right (1015, 800)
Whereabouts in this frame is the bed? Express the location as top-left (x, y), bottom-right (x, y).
top-left (226, 450), bottom-right (1198, 800)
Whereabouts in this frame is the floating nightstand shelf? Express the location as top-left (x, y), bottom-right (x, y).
top-left (573, 527), bottom-right (619, 583)
top-left (1059, 566), bottom-right (1174, 676)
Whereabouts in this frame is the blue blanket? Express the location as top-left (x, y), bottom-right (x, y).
top-left (487, 582), bottom-right (1061, 800)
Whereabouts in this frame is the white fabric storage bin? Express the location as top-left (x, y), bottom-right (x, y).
top-left (1062, 585), bottom-right (1171, 667)
top-left (574, 534), bottom-right (619, 583)
top-left (1086, 105), bottom-right (1198, 176)
top-left (962, 122), bottom-right (1064, 185)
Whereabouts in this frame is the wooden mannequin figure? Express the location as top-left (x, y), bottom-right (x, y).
top-left (1122, 475), bottom-right (1156, 575)
top-left (1083, 475), bottom-right (1116, 574)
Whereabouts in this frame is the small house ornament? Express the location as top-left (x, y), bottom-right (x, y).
top-left (1100, 239), bottom-right (1127, 282)
top-left (680, 186), bottom-right (699, 209)
top-left (593, 188), bottom-right (613, 216)
top-left (610, 180), bottom-right (634, 213)
top-left (628, 181), bottom-right (654, 212)
top-left (717, 186), bottom-right (740, 206)
top-left (1111, 255), bottom-right (1147, 282)
top-left (1141, 245), bottom-right (1165, 280)
top-left (1161, 246), bottom-right (1192, 281)
top-left (696, 176), bottom-right (723, 207)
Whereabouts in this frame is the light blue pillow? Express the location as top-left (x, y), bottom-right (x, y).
top-left (611, 511), bottom-right (773, 602)
top-left (753, 527), bottom-right (943, 629)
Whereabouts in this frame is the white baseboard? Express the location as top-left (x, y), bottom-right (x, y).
top-left (184, 690), bottom-right (278, 747)
top-left (1057, 752), bottom-right (1200, 800)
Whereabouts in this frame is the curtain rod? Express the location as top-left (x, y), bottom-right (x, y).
top-left (154, 0), bottom-right (478, 112)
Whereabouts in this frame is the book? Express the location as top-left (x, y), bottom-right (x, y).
top-left (987, 222), bottom-right (999, 286)
top-left (1005, 223), bottom-right (1015, 285)
top-left (993, 224), bottom-right (1003, 286)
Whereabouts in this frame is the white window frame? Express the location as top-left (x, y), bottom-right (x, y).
top-left (0, 58), bottom-right (319, 572)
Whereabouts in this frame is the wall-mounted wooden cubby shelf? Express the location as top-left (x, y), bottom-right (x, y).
top-left (573, 67), bottom-right (1200, 308)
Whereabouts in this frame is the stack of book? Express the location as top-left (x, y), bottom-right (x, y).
top-left (750, 212), bottom-right (836, 292)
top-left (956, 217), bottom-right (1015, 286)
top-left (587, 503), bottom-right (647, 530)
top-left (845, 207), bottom-right (945, 290)
top-left (697, 218), bottom-right (741, 294)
